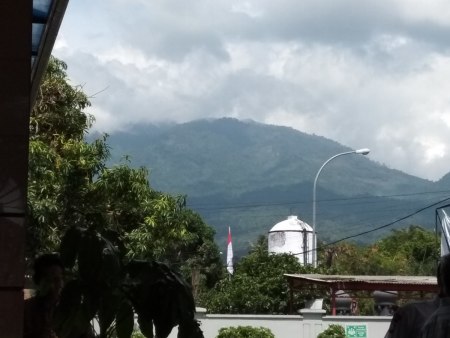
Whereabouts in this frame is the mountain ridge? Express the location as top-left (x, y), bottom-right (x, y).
top-left (102, 118), bottom-right (450, 255)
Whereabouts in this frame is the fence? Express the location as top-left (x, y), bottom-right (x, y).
top-left (167, 308), bottom-right (392, 338)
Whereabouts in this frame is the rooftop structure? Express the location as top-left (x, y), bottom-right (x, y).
top-left (285, 274), bottom-right (439, 315)
top-left (31, 0), bottom-right (70, 105)
top-left (268, 216), bottom-right (314, 265)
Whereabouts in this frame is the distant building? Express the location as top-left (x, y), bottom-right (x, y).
top-left (268, 215), bottom-right (314, 265)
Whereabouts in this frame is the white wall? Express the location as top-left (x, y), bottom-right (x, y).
top-left (167, 309), bottom-right (392, 338)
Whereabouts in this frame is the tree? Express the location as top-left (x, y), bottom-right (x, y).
top-left (28, 57), bottom-right (222, 290)
top-left (28, 56), bottom-right (221, 337)
top-left (31, 57), bottom-right (92, 142)
top-left (205, 236), bottom-right (317, 314)
top-left (28, 56), bottom-right (108, 256)
top-left (316, 226), bottom-right (439, 316)
top-left (320, 225), bottom-right (439, 276)
top-left (376, 225), bottom-right (438, 275)
top-left (55, 226), bottom-right (203, 338)
top-left (125, 192), bottom-right (224, 297)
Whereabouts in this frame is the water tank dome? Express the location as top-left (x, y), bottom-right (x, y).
top-left (268, 215), bottom-right (314, 265)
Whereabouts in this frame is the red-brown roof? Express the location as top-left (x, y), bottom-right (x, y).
top-left (285, 274), bottom-right (438, 292)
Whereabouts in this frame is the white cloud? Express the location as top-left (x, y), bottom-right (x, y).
top-left (441, 112), bottom-right (450, 128)
top-left (396, 0), bottom-right (450, 26)
top-left (54, 0), bottom-right (450, 181)
top-left (231, 2), bottom-right (264, 18)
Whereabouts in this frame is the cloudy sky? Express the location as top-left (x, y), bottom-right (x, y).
top-left (54, 0), bottom-right (450, 181)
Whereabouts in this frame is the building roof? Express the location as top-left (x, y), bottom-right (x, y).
top-left (270, 215), bottom-right (313, 233)
top-left (31, 0), bottom-right (69, 106)
top-left (285, 274), bottom-right (438, 293)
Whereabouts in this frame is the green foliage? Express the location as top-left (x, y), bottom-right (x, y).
top-left (317, 324), bottom-right (345, 338)
top-left (28, 57), bottom-right (224, 337)
top-left (31, 57), bottom-right (92, 141)
top-left (216, 326), bottom-right (275, 338)
top-left (205, 236), bottom-right (318, 314)
top-left (107, 118), bottom-right (435, 199)
top-left (131, 331), bottom-right (146, 338)
top-left (376, 225), bottom-right (438, 275)
top-left (316, 226), bottom-right (439, 315)
top-left (105, 118), bottom-right (442, 255)
top-left (55, 227), bottom-right (203, 338)
top-left (28, 56), bottom-right (223, 302)
top-left (320, 225), bottom-right (439, 276)
top-left (28, 73), bottom-right (110, 255)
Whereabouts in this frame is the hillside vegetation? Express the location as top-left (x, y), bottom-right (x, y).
top-left (105, 118), bottom-right (450, 256)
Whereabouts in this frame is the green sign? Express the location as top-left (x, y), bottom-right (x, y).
top-left (346, 325), bottom-right (367, 338)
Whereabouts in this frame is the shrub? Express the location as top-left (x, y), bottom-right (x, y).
top-left (131, 331), bottom-right (146, 338)
top-left (205, 237), bottom-right (318, 314)
top-left (216, 326), bottom-right (275, 338)
top-left (317, 324), bottom-right (346, 338)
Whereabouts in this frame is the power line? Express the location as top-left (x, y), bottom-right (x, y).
top-left (290, 196), bottom-right (450, 257)
top-left (166, 198), bottom-right (450, 259)
top-left (188, 189), bottom-right (450, 212)
top-left (325, 197), bottom-right (450, 245)
top-left (200, 197), bottom-right (444, 229)
top-left (313, 203), bottom-right (432, 224)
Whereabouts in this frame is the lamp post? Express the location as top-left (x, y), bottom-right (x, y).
top-left (311, 148), bottom-right (370, 267)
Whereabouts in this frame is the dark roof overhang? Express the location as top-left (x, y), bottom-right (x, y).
top-left (31, 0), bottom-right (69, 108)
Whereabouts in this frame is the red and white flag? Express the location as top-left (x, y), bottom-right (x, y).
top-left (226, 226), bottom-right (234, 275)
top-left (441, 210), bottom-right (450, 256)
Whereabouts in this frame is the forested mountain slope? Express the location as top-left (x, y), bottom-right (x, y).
top-left (102, 118), bottom-right (450, 255)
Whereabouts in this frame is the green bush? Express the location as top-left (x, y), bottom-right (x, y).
top-left (317, 324), bottom-right (346, 338)
top-left (216, 326), bottom-right (275, 338)
top-left (131, 331), bottom-right (146, 338)
top-left (205, 237), bottom-right (318, 314)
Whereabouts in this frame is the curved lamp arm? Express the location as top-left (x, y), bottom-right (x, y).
top-left (311, 148), bottom-right (370, 267)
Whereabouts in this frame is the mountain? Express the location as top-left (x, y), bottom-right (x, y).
top-left (438, 173), bottom-right (450, 187)
top-left (103, 118), bottom-right (450, 256)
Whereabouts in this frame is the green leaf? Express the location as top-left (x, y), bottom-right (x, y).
top-left (153, 288), bottom-right (177, 338)
top-left (116, 300), bottom-right (134, 338)
top-left (53, 280), bottom-right (83, 337)
top-left (59, 226), bottom-right (81, 269)
top-left (98, 288), bottom-right (120, 337)
top-left (57, 279), bottom-right (83, 313)
top-left (177, 319), bottom-right (204, 338)
top-left (78, 232), bottom-right (104, 282)
top-left (137, 312), bottom-right (154, 338)
top-left (217, 326), bottom-right (274, 338)
top-left (81, 286), bottom-right (101, 321)
top-left (99, 237), bottom-right (122, 286)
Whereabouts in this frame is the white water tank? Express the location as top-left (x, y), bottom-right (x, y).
top-left (268, 215), bottom-right (314, 265)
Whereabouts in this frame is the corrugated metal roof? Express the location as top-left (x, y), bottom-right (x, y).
top-left (285, 274), bottom-right (438, 293)
top-left (32, 0), bottom-right (53, 57)
top-left (286, 274), bottom-right (437, 285)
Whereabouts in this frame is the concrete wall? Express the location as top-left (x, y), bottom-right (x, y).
top-left (322, 314), bottom-right (392, 338)
top-left (167, 309), bottom-right (392, 338)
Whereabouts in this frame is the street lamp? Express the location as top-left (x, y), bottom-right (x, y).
top-left (311, 148), bottom-right (370, 267)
